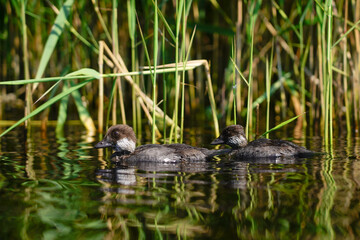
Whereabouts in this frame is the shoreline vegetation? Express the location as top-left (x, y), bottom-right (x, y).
top-left (1, 0), bottom-right (360, 144)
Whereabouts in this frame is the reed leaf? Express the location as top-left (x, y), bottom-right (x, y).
top-left (260, 112), bottom-right (306, 137)
top-left (106, 79), bottom-right (117, 129)
top-left (55, 82), bottom-right (70, 132)
top-left (230, 57), bottom-right (249, 86)
top-left (0, 64), bottom-right (203, 86)
top-left (69, 80), bottom-right (96, 132)
top-left (0, 79), bottom-right (93, 138)
top-left (153, 0), bottom-right (175, 42)
top-left (332, 19), bottom-right (360, 48)
top-left (152, 0), bottom-right (159, 143)
top-left (32, 0), bottom-right (74, 91)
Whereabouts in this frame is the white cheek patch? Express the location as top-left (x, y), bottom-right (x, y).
top-left (116, 138), bottom-right (136, 152)
top-left (228, 135), bottom-right (248, 147)
top-left (239, 135), bottom-right (247, 144)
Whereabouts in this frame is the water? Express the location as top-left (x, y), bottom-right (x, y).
top-left (1, 125), bottom-right (360, 239)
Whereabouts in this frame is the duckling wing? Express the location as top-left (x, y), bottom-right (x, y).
top-left (165, 144), bottom-right (209, 162)
top-left (167, 144), bottom-right (231, 161)
top-left (123, 143), bottom-right (232, 162)
top-left (126, 144), bottom-right (182, 162)
top-left (235, 138), bottom-right (314, 158)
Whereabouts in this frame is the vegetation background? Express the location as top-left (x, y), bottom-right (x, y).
top-left (1, 0), bottom-right (360, 145)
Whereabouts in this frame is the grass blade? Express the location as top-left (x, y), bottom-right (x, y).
top-left (69, 80), bottom-right (96, 132)
top-left (55, 82), bottom-right (70, 132)
top-left (0, 79), bottom-right (93, 137)
top-left (260, 112), bottom-right (306, 137)
top-left (32, 0), bottom-right (74, 91)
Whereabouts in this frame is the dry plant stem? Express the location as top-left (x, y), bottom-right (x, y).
top-left (116, 77), bottom-right (126, 124)
top-left (100, 41), bottom-right (176, 131)
top-left (236, 0), bottom-right (242, 118)
top-left (112, 86), bottom-right (117, 125)
top-left (144, 59), bottom-right (219, 135)
top-left (261, 14), bottom-right (296, 60)
top-left (91, 0), bottom-right (112, 44)
top-left (187, 39), bottom-right (196, 110)
top-left (204, 61), bottom-right (219, 137)
top-left (98, 41), bottom-right (104, 133)
top-left (138, 97), bottom-right (161, 137)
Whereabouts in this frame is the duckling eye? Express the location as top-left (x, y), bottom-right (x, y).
top-left (112, 130), bottom-right (120, 139)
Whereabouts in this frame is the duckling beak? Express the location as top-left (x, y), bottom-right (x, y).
top-left (95, 139), bottom-right (113, 149)
top-left (211, 137), bottom-right (224, 145)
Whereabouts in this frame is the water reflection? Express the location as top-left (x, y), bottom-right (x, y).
top-left (1, 125), bottom-right (360, 239)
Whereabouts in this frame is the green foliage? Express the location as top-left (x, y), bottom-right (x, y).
top-left (1, 0), bottom-right (360, 140)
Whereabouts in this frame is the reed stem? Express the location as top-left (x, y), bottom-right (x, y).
top-left (98, 41), bottom-right (104, 132)
top-left (162, 27), bottom-right (167, 141)
top-left (21, 0), bottom-right (31, 128)
top-left (151, 0), bottom-right (159, 143)
top-left (246, 15), bottom-right (255, 139)
top-left (180, 1), bottom-right (186, 143)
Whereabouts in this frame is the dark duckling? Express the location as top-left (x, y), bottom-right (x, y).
top-left (95, 124), bottom-right (230, 162)
top-left (211, 125), bottom-right (316, 158)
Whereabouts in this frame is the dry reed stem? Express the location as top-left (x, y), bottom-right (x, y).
top-left (91, 0), bottom-right (112, 43)
top-left (100, 41), bottom-right (177, 131)
top-left (116, 77), bottom-right (126, 124)
top-left (235, 0), bottom-right (243, 118)
top-left (112, 84), bottom-right (117, 125)
top-left (137, 97), bottom-right (161, 138)
top-left (204, 61), bottom-right (219, 136)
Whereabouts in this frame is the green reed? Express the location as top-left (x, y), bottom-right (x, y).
top-left (180, 1), bottom-right (186, 143)
top-left (265, 58), bottom-right (270, 138)
top-left (319, 0), bottom-right (334, 145)
top-left (170, 0), bottom-right (183, 143)
top-left (245, 0), bottom-right (259, 140)
top-left (232, 39), bottom-right (237, 124)
top-left (2, 0), bottom-right (360, 141)
top-left (162, 27), bottom-right (167, 141)
top-left (152, 0), bottom-right (159, 143)
top-left (128, 0), bottom-right (136, 128)
top-left (299, 1), bottom-right (312, 129)
top-left (20, 0), bottom-right (31, 128)
top-left (342, 0), bottom-right (350, 134)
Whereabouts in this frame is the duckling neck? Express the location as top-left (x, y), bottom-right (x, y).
top-left (228, 135), bottom-right (248, 149)
top-left (115, 138), bottom-right (136, 153)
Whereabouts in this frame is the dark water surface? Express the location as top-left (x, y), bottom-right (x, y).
top-left (1, 125), bottom-right (360, 239)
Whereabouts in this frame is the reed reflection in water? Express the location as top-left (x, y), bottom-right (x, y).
top-left (0, 125), bottom-right (360, 239)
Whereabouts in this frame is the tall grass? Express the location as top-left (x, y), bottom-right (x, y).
top-left (1, 0), bottom-right (360, 142)
top-left (152, 0), bottom-right (159, 143)
top-left (20, 0), bottom-right (31, 128)
top-left (170, 0), bottom-right (183, 143)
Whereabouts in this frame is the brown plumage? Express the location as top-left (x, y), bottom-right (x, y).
top-left (211, 125), bottom-right (316, 159)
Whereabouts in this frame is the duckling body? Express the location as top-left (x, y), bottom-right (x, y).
top-left (211, 125), bottom-right (315, 159)
top-left (95, 124), bottom-right (230, 162)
